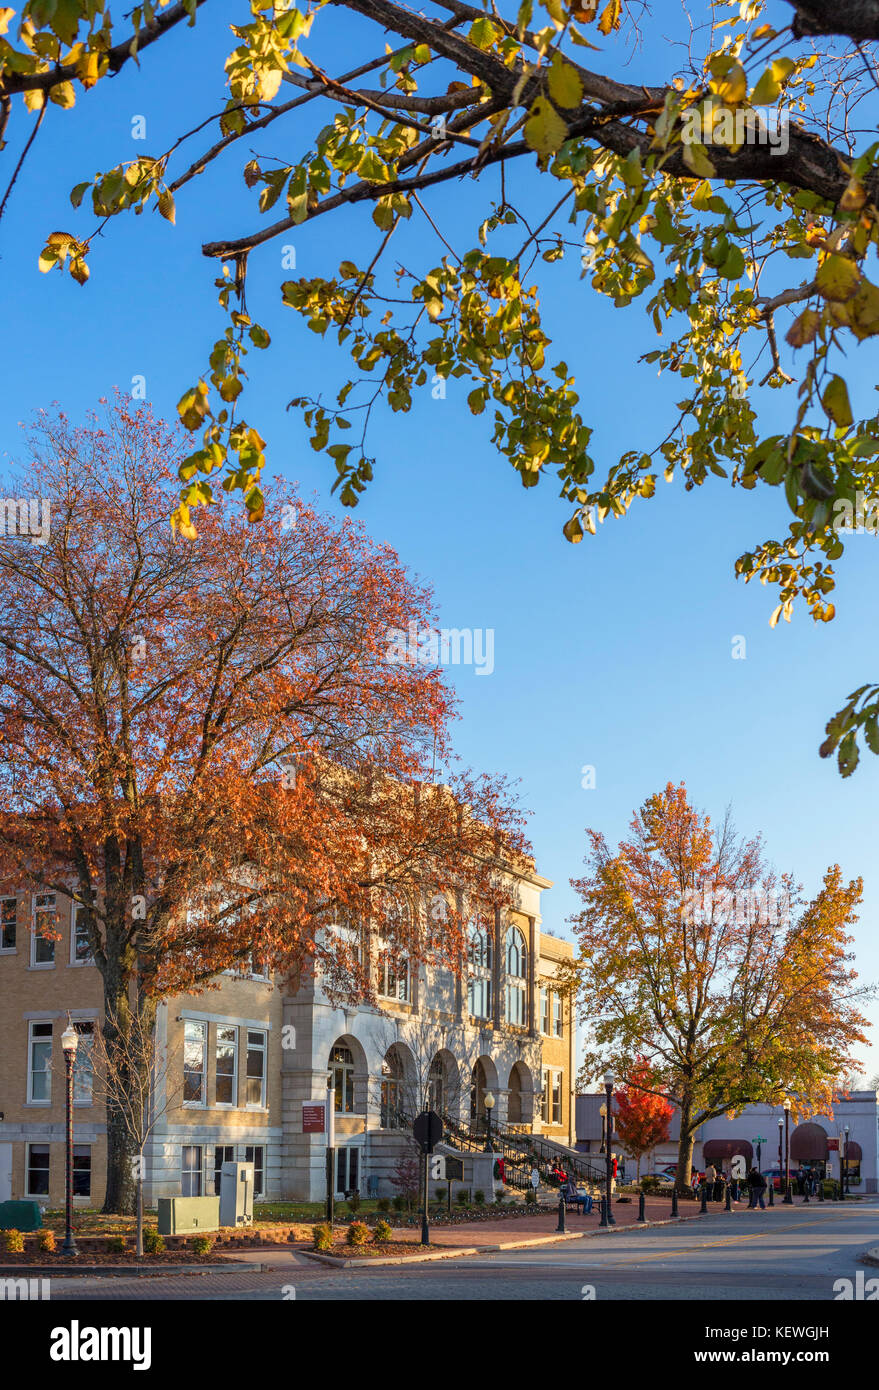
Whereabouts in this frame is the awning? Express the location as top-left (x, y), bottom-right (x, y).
top-left (703, 1139), bottom-right (753, 1164)
top-left (790, 1122), bottom-right (829, 1161)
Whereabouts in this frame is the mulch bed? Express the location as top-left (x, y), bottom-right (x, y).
top-left (0, 1250), bottom-right (240, 1266)
top-left (312, 1241), bottom-right (458, 1260)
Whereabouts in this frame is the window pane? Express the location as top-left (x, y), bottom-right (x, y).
top-left (216, 1026), bottom-right (237, 1106)
top-left (73, 1022), bottom-right (94, 1102)
top-left (183, 1022), bottom-right (206, 1104)
top-left (72, 1146), bottom-right (92, 1197)
top-left (27, 1145), bottom-right (50, 1196)
top-left (1, 897), bottom-right (16, 950)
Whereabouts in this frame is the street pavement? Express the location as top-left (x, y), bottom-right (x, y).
top-left (43, 1200), bottom-right (879, 1301)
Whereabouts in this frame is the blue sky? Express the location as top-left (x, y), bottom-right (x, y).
top-left (2, 1), bottom-right (878, 1078)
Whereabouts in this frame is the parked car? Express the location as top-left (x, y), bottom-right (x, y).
top-left (762, 1168), bottom-right (786, 1192)
top-left (641, 1171), bottom-right (675, 1185)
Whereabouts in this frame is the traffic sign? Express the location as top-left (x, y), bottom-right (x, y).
top-left (413, 1109), bottom-right (443, 1154)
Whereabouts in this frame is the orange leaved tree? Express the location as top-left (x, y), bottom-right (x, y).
top-left (613, 1059), bottom-right (673, 1181)
top-left (566, 783), bottom-right (871, 1193)
top-left (0, 399), bottom-right (524, 1212)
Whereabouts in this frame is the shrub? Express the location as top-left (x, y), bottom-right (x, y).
top-left (346, 1192), bottom-right (361, 1214)
top-left (640, 1176), bottom-right (658, 1193)
top-left (346, 1221), bottom-right (370, 1247)
top-left (312, 1223), bottom-right (333, 1251)
top-left (376, 1197), bottom-right (391, 1213)
top-left (2, 1229), bottom-right (24, 1254)
top-left (107, 1234), bottom-right (126, 1254)
top-left (191, 1235), bottom-right (213, 1255)
top-left (143, 1228), bottom-right (165, 1255)
top-left (494, 1191), bottom-right (506, 1205)
top-left (473, 1189), bottom-right (485, 1206)
top-left (391, 1195), bottom-right (406, 1212)
top-left (455, 1190), bottom-right (469, 1206)
top-left (524, 1188), bottom-right (537, 1204)
top-left (37, 1228), bottom-right (56, 1253)
top-left (374, 1219), bottom-right (393, 1245)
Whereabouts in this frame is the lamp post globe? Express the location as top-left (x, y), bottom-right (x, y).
top-left (60, 1020), bottom-right (79, 1257)
top-left (483, 1090), bottom-right (495, 1153)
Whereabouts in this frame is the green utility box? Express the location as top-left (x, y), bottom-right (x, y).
top-left (0, 1200), bottom-right (42, 1231)
top-left (156, 1196), bottom-right (220, 1235)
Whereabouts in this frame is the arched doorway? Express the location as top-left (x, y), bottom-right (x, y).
top-left (469, 1056), bottom-right (499, 1134)
top-left (507, 1060), bottom-right (533, 1126)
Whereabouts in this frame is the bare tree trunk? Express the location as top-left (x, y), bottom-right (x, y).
top-left (676, 1092), bottom-right (696, 1195)
top-left (101, 972), bottom-right (137, 1215)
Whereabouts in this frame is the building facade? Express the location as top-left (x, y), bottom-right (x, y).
top-left (0, 866), bottom-right (576, 1207)
top-left (576, 1091), bottom-right (879, 1193)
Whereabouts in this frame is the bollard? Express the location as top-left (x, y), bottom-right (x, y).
top-left (725, 1183), bottom-right (732, 1211)
top-left (802, 1183), bottom-right (810, 1204)
top-left (768, 1181), bottom-right (774, 1206)
top-left (699, 1183), bottom-right (708, 1214)
top-left (671, 1188), bottom-right (679, 1218)
top-left (818, 1181), bottom-right (825, 1203)
top-left (556, 1194), bottom-right (567, 1233)
top-left (638, 1191), bottom-right (646, 1223)
top-left (598, 1195), bottom-right (609, 1229)
top-left (783, 1181), bottom-right (793, 1206)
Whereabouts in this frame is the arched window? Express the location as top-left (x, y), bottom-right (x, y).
top-left (330, 1044), bottom-right (355, 1113)
top-left (377, 896), bottom-right (411, 1002)
top-left (467, 922), bottom-right (493, 1019)
top-left (504, 926), bottom-right (527, 1026)
top-left (428, 1056), bottom-right (445, 1116)
top-left (380, 1047), bottom-right (405, 1129)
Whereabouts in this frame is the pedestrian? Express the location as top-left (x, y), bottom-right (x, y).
top-left (714, 1168), bottom-right (725, 1203)
top-left (796, 1165), bottom-right (806, 1196)
top-left (705, 1162), bottom-right (717, 1199)
top-left (747, 1166), bottom-right (767, 1210)
top-left (730, 1171), bottom-right (740, 1202)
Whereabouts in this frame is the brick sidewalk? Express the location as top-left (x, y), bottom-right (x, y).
top-left (383, 1193), bottom-right (745, 1247)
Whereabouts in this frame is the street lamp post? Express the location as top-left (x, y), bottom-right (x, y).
top-left (843, 1125), bottom-right (850, 1199)
top-left (783, 1099), bottom-right (793, 1204)
top-left (325, 1071), bottom-right (335, 1226)
top-left (60, 1019), bottom-right (79, 1257)
top-left (777, 1117), bottom-right (783, 1192)
top-left (601, 1072), bottom-right (616, 1228)
top-left (483, 1090), bottom-right (495, 1153)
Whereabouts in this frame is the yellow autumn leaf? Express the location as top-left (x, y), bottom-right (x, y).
top-left (839, 177), bottom-right (867, 213)
top-left (597, 0), bottom-right (621, 35)
top-left (822, 375), bottom-right (853, 428)
top-left (524, 96), bottom-right (568, 159)
top-left (0, 7), bottom-right (14, 34)
top-left (681, 140), bottom-right (716, 179)
top-left (815, 253), bottom-right (861, 303)
top-left (547, 55), bottom-right (584, 109)
top-left (708, 57), bottom-right (747, 106)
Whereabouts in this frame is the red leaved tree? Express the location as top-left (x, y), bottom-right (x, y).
top-left (0, 398), bottom-right (525, 1211)
top-left (613, 1059), bottom-right (673, 1180)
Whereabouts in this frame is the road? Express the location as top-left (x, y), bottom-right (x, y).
top-left (45, 1201), bottom-right (879, 1301)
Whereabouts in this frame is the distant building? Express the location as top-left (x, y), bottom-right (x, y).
top-left (0, 865), bottom-right (576, 1206)
top-left (576, 1091), bottom-right (878, 1192)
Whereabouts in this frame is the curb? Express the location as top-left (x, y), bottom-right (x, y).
top-left (0, 1262), bottom-right (265, 1279)
top-left (301, 1246), bottom-right (481, 1268)
top-left (857, 1246), bottom-right (879, 1267)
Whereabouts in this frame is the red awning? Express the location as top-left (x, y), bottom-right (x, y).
top-left (790, 1123), bottom-right (829, 1161)
top-left (703, 1139), bottom-right (753, 1163)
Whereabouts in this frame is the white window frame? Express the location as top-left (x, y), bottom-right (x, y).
top-left (551, 1070), bottom-right (563, 1125)
top-left (553, 992), bottom-right (563, 1038)
top-left (70, 890), bottom-right (97, 966)
top-left (31, 892), bottom-right (57, 968)
top-left (183, 1020), bottom-right (208, 1108)
top-left (27, 1020), bottom-right (53, 1105)
top-left (467, 923), bottom-right (493, 1021)
top-left (72, 1143), bottom-right (92, 1199)
top-left (504, 926), bottom-right (527, 1027)
top-left (540, 986), bottom-right (550, 1035)
top-left (215, 1024), bottom-right (238, 1109)
top-left (0, 895), bottom-right (17, 952)
top-left (26, 1142), bottom-right (51, 1198)
top-left (213, 1143), bottom-right (235, 1195)
top-left (73, 1021), bottom-right (95, 1105)
top-left (181, 1144), bottom-right (204, 1197)
top-left (244, 1143), bottom-right (266, 1198)
top-left (245, 1029), bottom-right (267, 1110)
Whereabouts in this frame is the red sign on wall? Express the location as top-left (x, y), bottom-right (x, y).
top-left (302, 1103), bottom-right (326, 1134)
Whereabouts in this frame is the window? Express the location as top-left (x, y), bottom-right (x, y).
top-left (71, 891), bottom-right (97, 965)
top-left (467, 923), bottom-right (493, 1020)
top-left (428, 1056), bottom-right (445, 1117)
top-left (540, 1067), bottom-right (551, 1124)
top-left (335, 1145), bottom-right (359, 1195)
top-left (181, 1144), bottom-right (203, 1197)
top-left (215, 1025), bottom-right (238, 1107)
top-left (28, 1021), bottom-right (53, 1103)
top-left (540, 986), bottom-right (550, 1035)
top-left (31, 892), bottom-right (57, 966)
top-left (245, 1029), bottom-right (267, 1108)
top-left (0, 896), bottom-right (16, 951)
top-left (330, 1043), bottom-right (354, 1114)
top-left (504, 926), bottom-right (527, 1027)
top-left (183, 1020), bottom-right (207, 1106)
top-left (26, 1143), bottom-right (50, 1197)
top-left (551, 1071), bottom-right (563, 1125)
top-left (380, 1048), bottom-right (405, 1129)
top-left (73, 1021), bottom-right (94, 1104)
top-left (73, 1145), bottom-right (91, 1198)
top-left (377, 946), bottom-right (410, 1002)
top-left (214, 1144), bottom-right (235, 1195)
top-left (244, 1144), bottom-right (265, 1198)
top-left (553, 992), bottom-right (563, 1038)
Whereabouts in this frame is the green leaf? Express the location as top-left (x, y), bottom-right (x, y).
top-left (524, 97), bottom-right (568, 159)
top-left (822, 375), bottom-right (853, 428)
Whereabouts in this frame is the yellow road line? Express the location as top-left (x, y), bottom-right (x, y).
top-left (619, 1214), bottom-right (870, 1263)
